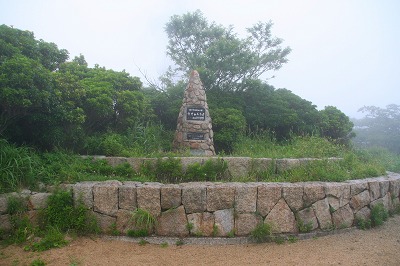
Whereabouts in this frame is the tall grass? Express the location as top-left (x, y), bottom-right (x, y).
top-left (232, 133), bottom-right (345, 158)
top-left (0, 139), bottom-right (38, 192)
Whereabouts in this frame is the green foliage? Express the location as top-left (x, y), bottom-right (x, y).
top-left (30, 226), bottom-right (68, 251)
top-left (233, 133), bottom-right (345, 158)
top-left (0, 140), bottom-right (39, 193)
top-left (185, 158), bottom-right (228, 182)
top-left (131, 208), bottom-right (156, 231)
top-left (297, 218), bottom-right (313, 233)
top-left (138, 239), bottom-right (149, 246)
top-left (250, 223), bottom-right (272, 243)
top-left (109, 223), bottom-right (120, 236)
top-left (273, 236), bottom-right (286, 245)
top-left (165, 10), bottom-right (291, 92)
top-left (139, 157), bottom-right (182, 183)
top-left (127, 229), bottom-right (149, 238)
top-left (176, 239), bottom-right (184, 246)
top-left (30, 258), bottom-right (46, 266)
top-left (6, 195), bottom-right (28, 215)
top-left (370, 203), bottom-right (389, 227)
top-left (319, 106), bottom-right (355, 146)
top-left (39, 189), bottom-right (98, 235)
top-left (355, 217), bottom-right (372, 230)
top-left (160, 242), bottom-right (169, 248)
top-left (211, 108), bottom-right (246, 153)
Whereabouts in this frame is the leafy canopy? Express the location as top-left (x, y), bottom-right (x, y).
top-left (165, 10), bottom-right (291, 92)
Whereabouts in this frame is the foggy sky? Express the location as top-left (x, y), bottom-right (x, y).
top-left (1, 0), bottom-right (399, 118)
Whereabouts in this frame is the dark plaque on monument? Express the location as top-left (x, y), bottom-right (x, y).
top-left (186, 107), bottom-right (205, 121)
top-left (186, 132), bottom-right (205, 140)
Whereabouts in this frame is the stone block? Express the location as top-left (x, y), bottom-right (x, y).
top-left (370, 193), bottom-right (390, 211)
top-left (104, 157), bottom-right (127, 167)
top-left (187, 212), bottom-right (215, 236)
top-left (137, 183), bottom-right (161, 217)
top-left (325, 182), bottom-right (351, 208)
top-left (0, 214), bottom-right (11, 231)
top-left (389, 177), bottom-right (400, 199)
top-left (0, 194), bottom-right (8, 214)
top-left (73, 182), bottom-right (99, 209)
top-left (332, 204), bottom-right (354, 228)
top-left (282, 183), bottom-right (304, 211)
top-left (93, 181), bottom-right (121, 216)
top-left (29, 193), bottom-right (51, 210)
top-left (223, 157), bottom-right (251, 178)
top-left (206, 184), bottom-right (235, 211)
top-left (312, 198), bottom-right (333, 230)
top-left (303, 183), bottom-right (325, 206)
top-left (350, 190), bottom-right (371, 212)
top-left (125, 158), bottom-right (143, 172)
top-left (250, 158), bottom-right (274, 173)
top-left (347, 180), bottom-right (368, 196)
top-left (368, 180), bottom-right (381, 201)
top-left (265, 198), bottom-right (297, 233)
top-left (93, 211), bottom-right (116, 233)
top-left (119, 182), bottom-right (138, 211)
top-left (297, 207), bottom-right (318, 230)
top-left (161, 184), bottom-right (181, 210)
top-left (355, 207), bottom-right (371, 221)
top-left (257, 184), bottom-right (281, 217)
top-left (235, 184), bottom-right (257, 213)
top-left (214, 209), bottom-right (234, 236)
top-left (380, 179), bottom-right (390, 197)
top-left (182, 184), bottom-right (207, 213)
top-left (235, 213), bottom-right (262, 236)
top-left (275, 159), bottom-right (301, 173)
top-left (156, 206), bottom-right (189, 237)
top-left (116, 209), bottom-right (134, 234)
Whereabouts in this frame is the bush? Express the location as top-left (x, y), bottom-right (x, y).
top-left (39, 189), bottom-right (98, 234)
top-left (370, 203), bottom-right (389, 227)
top-left (250, 223), bottom-right (272, 243)
top-left (185, 158), bottom-right (228, 182)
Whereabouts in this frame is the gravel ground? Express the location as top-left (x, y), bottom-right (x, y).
top-left (1, 215), bottom-right (400, 266)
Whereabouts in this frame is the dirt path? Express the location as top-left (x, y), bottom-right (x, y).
top-left (2, 215), bottom-right (400, 266)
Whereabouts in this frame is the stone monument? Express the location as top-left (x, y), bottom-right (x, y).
top-left (173, 70), bottom-right (216, 156)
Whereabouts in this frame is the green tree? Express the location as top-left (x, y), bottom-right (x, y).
top-left (319, 106), bottom-right (354, 145)
top-left (211, 107), bottom-right (246, 153)
top-left (353, 104), bottom-right (400, 154)
top-left (165, 10), bottom-right (291, 92)
top-left (0, 54), bottom-right (52, 135)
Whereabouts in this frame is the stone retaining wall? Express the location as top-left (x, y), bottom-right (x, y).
top-left (1, 172), bottom-right (399, 237)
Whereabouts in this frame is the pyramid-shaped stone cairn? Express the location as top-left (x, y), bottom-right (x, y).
top-left (173, 70), bottom-right (216, 156)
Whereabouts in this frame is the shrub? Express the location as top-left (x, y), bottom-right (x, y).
top-left (185, 158), bottom-right (228, 182)
top-left (39, 189), bottom-right (98, 234)
top-left (250, 223), bottom-right (272, 243)
top-left (370, 203), bottom-right (388, 227)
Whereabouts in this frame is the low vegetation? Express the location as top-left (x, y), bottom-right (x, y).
top-left (1, 134), bottom-right (400, 193)
top-left (1, 189), bottom-right (98, 251)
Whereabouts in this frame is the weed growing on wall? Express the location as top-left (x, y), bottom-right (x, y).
top-left (39, 189), bottom-right (98, 235)
top-left (185, 158), bottom-right (229, 182)
top-left (131, 208), bottom-right (156, 232)
top-left (370, 203), bottom-right (389, 227)
top-left (250, 223), bottom-right (272, 243)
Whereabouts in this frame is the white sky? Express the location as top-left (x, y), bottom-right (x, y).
top-left (1, 0), bottom-right (399, 118)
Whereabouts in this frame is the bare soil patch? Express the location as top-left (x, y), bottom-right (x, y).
top-left (1, 215), bottom-right (400, 266)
